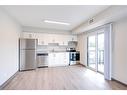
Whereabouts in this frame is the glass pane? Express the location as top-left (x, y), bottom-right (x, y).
top-left (87, 35), bottom-right (96, 69)
top-left (97, 33), bottom-right (104, 73)
top-left (88, 36), bottom-right (96, 51)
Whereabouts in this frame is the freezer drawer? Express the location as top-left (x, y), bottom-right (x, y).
top-left (20, 50), bottom-right (36, 71)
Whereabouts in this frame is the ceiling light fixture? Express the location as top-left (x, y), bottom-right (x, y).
top-left (44, 20), bottom-right (70, 25)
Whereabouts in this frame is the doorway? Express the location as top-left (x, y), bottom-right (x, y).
top-left (87, 30), bottom-right (104, 74)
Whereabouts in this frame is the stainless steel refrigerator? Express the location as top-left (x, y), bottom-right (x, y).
top-left (19, 39), bottom-right (37, 71)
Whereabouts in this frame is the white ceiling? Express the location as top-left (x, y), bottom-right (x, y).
top-left (2, 5), bottom-right (110, 31)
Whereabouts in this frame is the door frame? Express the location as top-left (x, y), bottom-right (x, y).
top-left (97, 32), bottom-right (105, 74)
top-left (87, 32), bottom-right (97, 72)
top-left (86, 28), bottom-right (104, 74)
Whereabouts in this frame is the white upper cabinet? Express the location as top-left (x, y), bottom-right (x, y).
top-left (37, 34), bottom-right (46, 45)
top-left (68, 35), bottom-right (77, 41)
top-left (58, 35), bottom-right (68, 46)
top-left (21, 32), bottom-right (37, 39)
top-left (21, 32), bottom-right (77, 46)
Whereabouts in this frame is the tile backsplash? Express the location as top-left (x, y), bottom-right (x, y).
top-left (37, 45), bottom-right (76, 53)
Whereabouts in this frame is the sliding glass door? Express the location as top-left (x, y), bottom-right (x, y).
top-left (87, 30), bottom-right (104, 74)
top-left (87, 35), bottom-right (96, 70)
top-left (97, 33), bottom-right (104, 73)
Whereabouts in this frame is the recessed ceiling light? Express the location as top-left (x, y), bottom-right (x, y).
top-left (44, 20), bottom-right (70, 26)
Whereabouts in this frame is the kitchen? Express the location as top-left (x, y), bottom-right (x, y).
top-left (19, 32), bottom-right (80, 70)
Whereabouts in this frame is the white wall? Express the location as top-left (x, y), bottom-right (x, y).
top-left (77, 17), bottom-right (127, 84)
top-left (76, 6), bottom-right (127, 84)
top-left (0, 8), bottom-right (21, 86)
top-left (76, 33), bottom-right (87, 66)
top-left (112, 18), bottom-right (127, 84)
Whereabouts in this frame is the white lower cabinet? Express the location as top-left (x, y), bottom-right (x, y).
top-left (48, 52), bottom-right (69, 67)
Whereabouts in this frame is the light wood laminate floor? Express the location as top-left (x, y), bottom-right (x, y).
top-left (3, 65), bottom-right (127, 90)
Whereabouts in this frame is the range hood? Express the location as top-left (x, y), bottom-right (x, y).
top-left (68, 41), bottom-right (77, 46)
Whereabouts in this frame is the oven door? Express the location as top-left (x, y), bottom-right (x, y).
top-left (69, 52), bottom-right (77, 65)
top-left (76, 52), bottom-right (80, 61)
top-left (70, 52), bottom-right (76, 61)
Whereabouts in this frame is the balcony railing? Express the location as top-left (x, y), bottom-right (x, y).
top-left (88, 50), bottom-right (104, 64)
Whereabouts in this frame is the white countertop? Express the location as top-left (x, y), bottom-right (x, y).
top-left (37, 50), bottom-right (69, 54)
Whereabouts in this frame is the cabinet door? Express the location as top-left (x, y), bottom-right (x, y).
top-left (32, 33), bottom-right (37, 39)
top-left (70, 35), bottom-right (77, 41)
top-left (22, 32), bottom-right (37, 39)
top-left (48, 53), bottom-right (61, 67)
top-left (51, 34), bottom-right (62, 44)
top-left (63, 35), bottom-right (68, 46)
top-left (38, 34), bottom-right (48, 45)
top-left (38, 38), bottom-right (44, 45)
top-left (48, 53), bottom-right (70, 67)
top-left (58, 35), bottom-right (68, 46)
top-left (63, 40), bottom-right (68, 46)
top-left (73, 35), bottom-right (77, 41)
top-left (48, 53), bottom-right (55, 67)
top-left (57, 53), bottom-right (64, 66)
top-left (59, 53), bottom-right (69, 66)
top-left (46, 34), bottom-right (53, 44)
top-left (22, 32), bottom-right (30, 38)
top-left (49, 53), bottom-right (60, 67)
top-left (61, 53), bottom-right (69, 66)
top-left (65, 53), bottom-right (70, 65)
top-left (38, 34), bottom-right (44, 45)
top-left (54, 53), bottom-right (60, 66)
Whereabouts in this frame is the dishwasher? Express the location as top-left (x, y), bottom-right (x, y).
top-left (37, 53), bottom-right (49, 68)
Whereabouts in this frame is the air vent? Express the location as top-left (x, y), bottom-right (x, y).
top-left (88, 18), bottom-right (94, 24)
